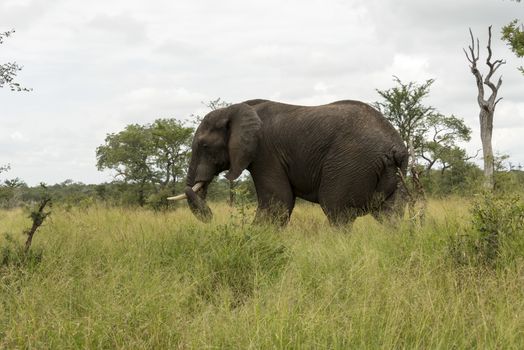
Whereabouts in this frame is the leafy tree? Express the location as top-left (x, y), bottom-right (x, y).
top-left (419, 113), bottom-right (473, 175)
top-left (0, 30), bottom-right (30, 91)
top-left (502, 0), bottom-right (523, 73)
top-left (4, 177), bottom-right (26, 188)
top-left (96, 124), bottom-right (155, 205)
top-left (502, 19), bottom-right (524, 74)
top-left (97, 124), bottom-right (155, 178)
top-left (96, 119), bottom-right (193, 206)
top-left (375, 77), bottom-right (472, 175)
top-left (151, 119), bottom-right (194, 188)
top-left (375, 77), bottom-right (434, 159)
top-left (0, 167), bottom-right (28, 208)
top-left (0, 164), bottom-right (10, 175)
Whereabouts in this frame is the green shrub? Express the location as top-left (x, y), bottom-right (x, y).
top-left (146, 187), bottom-right (174, 211)
top-left (449, 193), bottom-right (524, 267)
top-left (473, 193), bottom-right (524, 265)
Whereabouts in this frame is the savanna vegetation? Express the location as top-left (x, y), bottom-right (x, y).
top-left (1, 196), bottom-right (524, 348)
top-left (2, 6), bottom-right (524, 348)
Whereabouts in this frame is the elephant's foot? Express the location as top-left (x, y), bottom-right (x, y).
top-left (323, 207), bottom-right (358, 229)
top-left (253, 206), bottom-right (291, 227)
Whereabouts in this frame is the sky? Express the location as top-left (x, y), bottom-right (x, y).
top-left (0, 0), bottom-right (523, 185)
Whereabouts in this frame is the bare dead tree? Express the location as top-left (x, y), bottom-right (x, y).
top-left (464, 26), bottom-right (505, 191)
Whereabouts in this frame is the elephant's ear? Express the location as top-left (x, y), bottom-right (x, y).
top-left (225, 103), bottom-right (262, 181)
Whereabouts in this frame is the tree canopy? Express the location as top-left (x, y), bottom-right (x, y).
top-left (502, 19), bottom-right (524, 74)
top-left (96, 119), bottom-right (193, 205)
top-left (419, 113), bottom-right (473, 174)
top-left (375, 77), bottom-right (473, 178)
top-left (0, 30), bottom-right (30, 91)
top-left (375, 77), bottom-right (435, 152)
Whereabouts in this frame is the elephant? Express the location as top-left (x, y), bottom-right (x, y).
top-left (168, 99), bottom-right (408, 226)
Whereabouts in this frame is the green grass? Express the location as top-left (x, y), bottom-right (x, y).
top-left (1, 198), bottom-right (523, 349)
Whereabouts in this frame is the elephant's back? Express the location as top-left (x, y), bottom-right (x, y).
top-left (254, 100), bottom-right (404, 154)
top-left (254, 99), bottom-right (397, 134)
top-left (294, 101), bottom-right (402, 148)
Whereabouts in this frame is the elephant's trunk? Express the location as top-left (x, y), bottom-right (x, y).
top-left (167, 156), bottom-right (213, 222)
top-left (185, 183), bottom-right (212, 222)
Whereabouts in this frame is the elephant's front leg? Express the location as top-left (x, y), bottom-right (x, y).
top-left (254, 199), bottom-right (294, 226)
top-left (251, 170), bottom-right (295, 226)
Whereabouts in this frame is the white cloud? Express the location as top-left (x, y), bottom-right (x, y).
top-left (10, 131), bottom-right (28, 142)
top-left (116, 86), bottom-right (209, 123)
top-left (384, 54), bottom-right (432, 82)
top-left (314, 82), bottom-right (329, 93)
top-left (85, 13), bottom-right (148, 46)
top-left (495, 101), bottom-right (524, 129)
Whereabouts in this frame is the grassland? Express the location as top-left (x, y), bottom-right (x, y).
top-left (1, 198), bottom-right (523, 349)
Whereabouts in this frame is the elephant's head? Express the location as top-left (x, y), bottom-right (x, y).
top-left (168, 103), bottom-right (262, 222)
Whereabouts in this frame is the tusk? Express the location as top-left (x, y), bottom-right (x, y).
top-left (167, 193), bottom-right (187, 201)
top-left (167, 182), bottom-right (205, 201)
top-left (191, 182), bottom-right (204, 193)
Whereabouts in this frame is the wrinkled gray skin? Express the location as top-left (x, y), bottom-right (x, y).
top-left (184, 99), bottom-right (408, 226)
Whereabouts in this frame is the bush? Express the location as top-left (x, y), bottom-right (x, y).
top-left (146, 187), bottom-right (174, 211)
top-left (449, 193), bottom-right (524, 267)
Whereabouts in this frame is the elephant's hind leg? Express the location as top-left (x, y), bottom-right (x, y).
top-left (370, 166), bottom-right (406, 225)
top-left (370, 190), bottom-right (403, 225)
top-left (320, 204), bottom-right (358, 227)
top-left (318, 164), bottom-right (374, 228)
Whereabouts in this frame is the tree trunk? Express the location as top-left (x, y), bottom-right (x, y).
top-left (480, 109), bottom-right (494, 190)
top-left (464, 26), bottom-right (504, 192)
top-left (138, 179), bottom-right (146, 206)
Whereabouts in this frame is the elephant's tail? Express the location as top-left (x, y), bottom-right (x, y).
top-left (392, 147), bottom-right (409, 176)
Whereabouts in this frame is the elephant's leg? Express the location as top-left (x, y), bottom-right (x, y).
top-left (370, 191), bottom-right (399, 224)
top-left (372, 190), bottom-right (407, 226)
top-left (318, 162), bottom-right (375, 227)
top-left (370, 166), bottom-right (406, 225)
top-left (318, 185), bottom-right (362, 227)
top-left (251, 171), bottom-right (295, 226)
top-left (321, 204), bottom-right (358, 227)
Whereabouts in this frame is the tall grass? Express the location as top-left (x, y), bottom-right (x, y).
top-left (1, 198), bottom-right (523, 349)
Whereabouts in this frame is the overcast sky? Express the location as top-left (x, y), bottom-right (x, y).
top-left (1, 0), bottom-right (523, 185)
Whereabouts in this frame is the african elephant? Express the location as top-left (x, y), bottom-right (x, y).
top-left (169, 99), bottom-right (408, 226)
